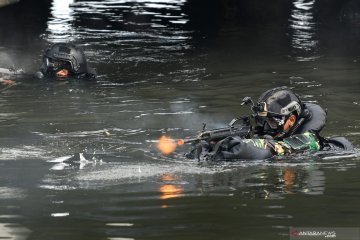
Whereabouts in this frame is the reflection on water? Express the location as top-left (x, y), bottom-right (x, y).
top-left (283, 168), bottom-right (296, 192)
top-left (47, 0), bottom-right (75, 42)
top-left (0, 223), bottom-right (31, 240)
top-left (42, 0), bottom-right (198, 83)
top-left (289, 0), bottom-right (319, 61)
top-left (193, 160), bottom-right (328, 199)
top-left (45, 0), bottom-right (190, 44)
top-left (0, 188), bottom-right (29, 240)
top-left (160, 174), bottom-right (184, 200)
top-left (0, 187), bottom-right (26, 199)
top-left (160, 184), bottom-right (184, 200)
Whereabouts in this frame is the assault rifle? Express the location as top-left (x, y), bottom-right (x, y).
top-left (178, 97), bottom-right (258, 146)
top-left (177, 116), bottom-right (252, 146)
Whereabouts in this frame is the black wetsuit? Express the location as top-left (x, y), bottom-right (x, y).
top-left (189, 103), bottom-right (354, 161)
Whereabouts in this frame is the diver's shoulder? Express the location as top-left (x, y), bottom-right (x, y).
top-left (322, 136), bottom-right (354, 151)
top-left (296, 102), bottom-right (327, 134)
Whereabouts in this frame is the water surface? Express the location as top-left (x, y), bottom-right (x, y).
top-left (0, 0), bottom-right (359, 239)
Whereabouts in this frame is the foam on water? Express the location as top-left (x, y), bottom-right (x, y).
top-left (0, 146), bottom-right (49, 161)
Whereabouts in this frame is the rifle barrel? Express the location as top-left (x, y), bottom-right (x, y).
top-left (178, 124), bottom-right (251, 146)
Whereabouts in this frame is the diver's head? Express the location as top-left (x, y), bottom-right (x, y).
top-left (41, 43), bottom-right (89, 79)
top-left (252, 86), bottom-right (304, 138)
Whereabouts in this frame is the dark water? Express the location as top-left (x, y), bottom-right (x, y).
top-left (0, 0), bottom-right (359, 239)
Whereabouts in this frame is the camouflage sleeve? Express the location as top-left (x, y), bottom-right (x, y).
top-left (242, 132), bottom-right (321, 156)
top-left (274, 132), bottom-right (321, 156)
top-left (202, 132), bottom-right (321, 160)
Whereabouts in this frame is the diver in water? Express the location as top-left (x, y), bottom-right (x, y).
top-left (1, 43), bottom-right (96, 87)
top-left (188, 86), bottom-right (354, 161)
top-left (36, 43), bottom-right (96, 80)
top-left (252, 86), bottom-right (325, 139)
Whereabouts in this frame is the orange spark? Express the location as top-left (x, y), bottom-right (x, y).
top-left (177, 139), bottom-right (185, 146)
top-left (157, 136), bottom-right (177, 155)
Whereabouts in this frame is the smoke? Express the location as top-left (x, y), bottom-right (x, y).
top-left (168, 101), bottom-right (237, 130)
top-left (0, 46), bottom-right (44, 73)
top-left (0, 51), bottom-right (15, 68)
